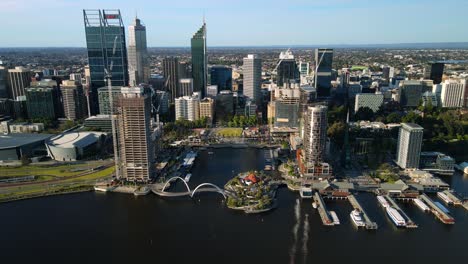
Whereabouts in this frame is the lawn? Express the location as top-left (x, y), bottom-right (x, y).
top-left (216, 128), bottom-right (243, 137)
top-left (0, 163), bottom-right (108, 179)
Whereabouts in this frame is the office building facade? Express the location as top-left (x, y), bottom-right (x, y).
top-left (7, 67), bottom-right (32, 100)
top-left (25, 87), bottom-right (61, 120)
top-left (275, 50), bottom-right (300, 86)
top-left (354, 93), bottom-right (384, 113)
top-left (61, 80), bottom-right (87, 121)
top-left (210, 65), bottom-right (232, 91)
top-left (243, 54), bottom-right (262, 106)
top-left (179, 78), bottom-right (194, 97)
top-left (441, 79), bottom-right (466, 108)
top-left (199, 97), bottom-right (214, 124)
top-left (315, 48), bottom-right (333, 97)
top-left (128, 17), bottom-right (149, 86)
top-left (398, 80), bottom-right (423, 107)
top-left (191, 22), bottom-right (207, 98)
top-left (83, 9), bottom-right (129, 114)
top-left (163, 57), bottom-right (180, 102)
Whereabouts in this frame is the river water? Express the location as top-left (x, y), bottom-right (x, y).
top-left (0, 148), bottom-right (467, 264)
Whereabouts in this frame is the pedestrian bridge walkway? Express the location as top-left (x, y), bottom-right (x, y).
top-left (151, 176), bottom-right (226, 199)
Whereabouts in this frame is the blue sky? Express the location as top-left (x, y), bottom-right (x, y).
top-left (0, 0), bottom-right (467, 47)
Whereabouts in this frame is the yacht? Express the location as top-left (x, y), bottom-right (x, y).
top-left (377, 195), bottom-right (390, 208)
top-left (350, 209), bottom-right (366, 227)
top-left (413, 198), bottom-right (430, 212)
top-left (386, 207), bottom-right (406, 227)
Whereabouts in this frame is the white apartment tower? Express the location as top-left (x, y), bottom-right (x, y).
top-left (175, 93), bottom-right (200, 121)
top-left (128, 17), bottom-right (149, 86)
top-left (441, 79), bottom-right (466, 108)
top-left (243, 54), bottom-right (262, 106)
top-left (396, 123), bottom-right (424, 169)
top-left (303, 105), bottom-right (328, 166)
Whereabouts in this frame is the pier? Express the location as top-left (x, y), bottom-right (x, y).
top-left (313, 192), bottom-right (334, 226)
top-left (419, 194), bottom-right (455, 224)
top-left (384, 195), bottom-right (418, 228)
top-left (347, 194), bottom-right (378, 230)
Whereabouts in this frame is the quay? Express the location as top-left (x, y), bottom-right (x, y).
top-left (347, 194), bottom-right (378, 230)
top-left (442, 190), bottom-right (468, 211)
top-left (348, 194), bottom-right (378, 230)
top-left (419, 194), bottom-right (455, 224)
top-left (313, 192), bottom-right (334, 226)
top-left (384, 195), bottom-right (418, 228)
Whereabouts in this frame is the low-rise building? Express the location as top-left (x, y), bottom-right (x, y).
top-left (419, 152), bottom-right (455, 175)
top-left (9, 122), bottom-right (44, 133)
top-left (46, 132), bottom-right (107, 161)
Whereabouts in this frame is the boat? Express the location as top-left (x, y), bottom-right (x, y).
top-left (350, 209), bottom-right (366, 227)
top-left (330, 211), bottom-right (340, 225)
top-left (413, 198), bottom-right (430, 212)
top-left (300, 186), bottom-right (313, 199)
top-left (134, 186), bottom-right (151, 196)
top-left (208, 151), bottom-right (214, 155)
top-left (312, 202), bottom-right (318, 209)
top-left (386, 207), bottom-right (406, 227)
top-left (184, 173), bottom-right (192, 182)
top-left (437, 192), bottom-right (453, 205)
top-left (377, 195), bottom-right (390, 208)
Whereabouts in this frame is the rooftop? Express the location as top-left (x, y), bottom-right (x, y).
top-left (48, 132), bottom-right (106, 149)
top-left (401, 123), bottom-right (423, 130)
top-left (0, 133), bottom-right (53, 149)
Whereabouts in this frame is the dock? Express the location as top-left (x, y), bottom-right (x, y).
top-left (347, 194), bottom-right (378, 230)
top-left (384, 195), bottom-right (418, 228)
top-left (442, 190), bottom-right (467, 210)
top-left (313, 192), bottom-right (334, 226)
top-left (419, 194), bottom-right (455, 224)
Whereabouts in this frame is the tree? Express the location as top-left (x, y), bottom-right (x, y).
top-left (355, 107), bottom-right (375, 121)
top-left (327, 122), bottom-right (346, 145)
top-left (386, 112), bottom-right (402, 123)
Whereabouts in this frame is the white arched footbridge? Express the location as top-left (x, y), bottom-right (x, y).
top-left (152, 177), bottom-right (226, 199)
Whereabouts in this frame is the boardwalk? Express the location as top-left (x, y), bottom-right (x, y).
top-left (420, 193), bottom-right (455, 224)
top-left (313, 192), bottom-right (334, 226)
top-left (384, 195), bottom-right (418, 228)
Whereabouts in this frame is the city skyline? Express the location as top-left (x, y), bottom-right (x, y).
top-left (1, 0), bottom-right (468, 47)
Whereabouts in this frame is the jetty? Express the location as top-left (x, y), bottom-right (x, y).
top-left (384, 195), bottom-right (418, 228)
top-left (347, 194), bottom-right (378, 230)
top-left (420, 194), bottom-right (455, 224)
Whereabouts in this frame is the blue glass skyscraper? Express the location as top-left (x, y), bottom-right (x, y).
top-left (210, 65), bottom-right (232, 92)
top-left (83, 9), bottom-right (129, 114)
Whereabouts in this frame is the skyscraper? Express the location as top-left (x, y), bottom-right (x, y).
top-left (441, 79), bottom-right (466, 108)
top-left (315, 48), bottom-right (333, 97)
top-left (243, 54), bottom-right (262, 106)
top-left (424, 62), bottom-right (444, 85)
top-left (162, 57), bottom-right (180, 101)
top-left (303, 105), bottom-right (328, 167)
top-left (398, 80), bottom-right (422, 107)
top-left (179, 78), bottom-right (194, 97)
top-left (118, 87), bottom-right (155, 182)
top-left (274, 49), bottom-right (300, 86)
top-left (191, 22), bottom-right (207, 98)
top-left (128, 16), bottom-right (149, 86)
top-left (25, 86), bottom-right (61, 120)
top-left (7, 67), bottom-right (32, 100)
top-left (61, 80), bottom-right (87, 121)
top-left (0, 66), bottom-right (8, 98)
top-left (83, 9), bottom-right (129, 114)
top-left (210, 65), bottom-right (232, 91)
top-left (98, 86), bottom-right (122, 115)
top-left (396, 123), bottom-right (424, 169)
top-left (175, 93), bottom-right (200, 121)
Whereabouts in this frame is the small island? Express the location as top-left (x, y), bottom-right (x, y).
top-left (224, 171), bottom-right (279, 214)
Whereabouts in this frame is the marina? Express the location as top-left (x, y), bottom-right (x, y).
top-left (413, 198), bottom-right (430, 212)
top-left (383, 195), bottom-right (418, 228)
top-left (419, 193), bottom-right (455, 224)
top-left (347, 194), bottom-right (378, 230)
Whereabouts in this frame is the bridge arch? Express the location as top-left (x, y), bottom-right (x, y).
top-left (191, 183), bottom-right (226, 199)
top-left (162, 176), bottom-right (191, 193)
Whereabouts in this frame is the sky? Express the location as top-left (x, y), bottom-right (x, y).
top-left (0, 0), bottom-right (468, 47)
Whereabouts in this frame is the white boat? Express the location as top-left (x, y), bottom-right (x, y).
top-left (413, 198), bottom-right (430, 212)
top-left (330, 211), bottom-right (340, 225)
top-left (350, 209), bottom-right (366, 227)
top-left (454, 162), bottom-right (468, 174)
top-left (300, 187), bottom-right (313, 199)
top-left (184, 173), bottom-right (192, 182)
top-left (437, 192), bottom-right (453, 205)
top-left (312, 202), bottom-right (318, 209)
top-left (377, 195), bottom-right (390, 208)
top-left (386, 207), bottom-right (406, 227)
top-left (208, 151), bottom-right (214, 155)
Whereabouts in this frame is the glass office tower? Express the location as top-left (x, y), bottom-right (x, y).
top-left (83, 9), bottom-right (129, 114)
top-left (191, 22), bottom-right (207, 98)
top-left (315, 48), bottom-right (333, 98)
top-left (210, 65), bottom-right (232, 91)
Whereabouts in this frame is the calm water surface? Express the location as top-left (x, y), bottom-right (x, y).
top-left (0, 148), bottom-right (467, 264)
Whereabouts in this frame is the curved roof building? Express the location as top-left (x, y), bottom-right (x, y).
top-left (46, 132), bottom-right (106, 161)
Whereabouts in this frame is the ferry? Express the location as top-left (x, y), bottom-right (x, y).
top-left (330, 211), bottom-right (340, 225)
top-left (386, 207), bottom-right (406, 227)
top-left (377, 195), bottom-right (390, 208)
top-left (413, 198), bottom-right (430, 212)
top-left (184, 173), bottom-right (192, 182)
top-left (300, 186), bottom-right (313, 199)
top-left (350, 209), bottom-right (366, 227)
top-left (437, 192), bottom-right (453, 205)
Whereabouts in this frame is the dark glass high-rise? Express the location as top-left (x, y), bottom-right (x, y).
top-left (83, 9), bottom-right (129, 114)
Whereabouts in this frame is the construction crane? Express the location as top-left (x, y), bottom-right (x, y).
top-left (105, 36), bottom-right (121, 179)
